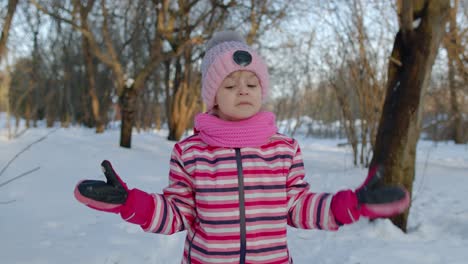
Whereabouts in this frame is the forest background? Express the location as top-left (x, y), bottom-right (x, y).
top-left (0, 0), bottom-right (467, 231)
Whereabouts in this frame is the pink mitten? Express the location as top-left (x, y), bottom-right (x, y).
top-left (355, 165), bottom-right (410, 219)
top-left (331, 165), bottom-right (410, 225)
top-left (120, 188), bottom-right (154, 226)
top-left (331, 189), bottom-right (360, 225)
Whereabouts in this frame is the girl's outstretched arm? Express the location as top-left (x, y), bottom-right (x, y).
top-left (141, 143), bottom-right (196, 234)
top-left (286, 142), bottom-right (340, 231)
top-left (285, 141), bottom-right (409, 230)
top-left (74, 143), bottom-right (196, 235)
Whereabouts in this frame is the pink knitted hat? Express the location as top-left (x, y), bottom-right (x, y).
top-left (201, 31), bottom-right (269, 110)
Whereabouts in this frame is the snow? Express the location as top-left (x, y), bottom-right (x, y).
top-left (1, 122), bottom-right (467, 264)
top-left (412, 18), bottom-right (422, 29)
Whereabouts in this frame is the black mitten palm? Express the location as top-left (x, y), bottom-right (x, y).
top-left (356, 165), bottom-right (410, 218)
top-left (74, 160), bottom-right (155, 226)
top-left (74, 160), bottom-right (129, 213)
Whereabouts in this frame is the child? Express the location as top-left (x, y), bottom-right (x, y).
top-left (75, 31), bottom-right (410, 264)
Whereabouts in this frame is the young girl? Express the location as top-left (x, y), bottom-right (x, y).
top-left (75, 31), bottom-right (409, 264)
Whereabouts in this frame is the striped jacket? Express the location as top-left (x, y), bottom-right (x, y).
top-left (142, 133), bottom-right (341, 264)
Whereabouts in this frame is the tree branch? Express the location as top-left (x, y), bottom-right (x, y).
top-left (33, 0), bottom-right (116, 67)
top-left (0, 199), bottom-right (16, 204)
top-left (0, 167), bottom-right (40, 188)
top-left (0, 128), bottom-right (57, 178)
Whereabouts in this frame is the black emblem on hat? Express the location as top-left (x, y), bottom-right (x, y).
top-left (233, 50), bottom-right (252, 66)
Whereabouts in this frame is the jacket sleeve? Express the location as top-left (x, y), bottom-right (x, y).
top-left (142, 143), bottom-right (196, 234)
top-left (286, 142), bottom-right (340, 231)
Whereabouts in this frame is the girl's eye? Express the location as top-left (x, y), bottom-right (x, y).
top-left (247, 84), bottom-right (257, 88)
top-left (225, 85), bottom-right (235, 89)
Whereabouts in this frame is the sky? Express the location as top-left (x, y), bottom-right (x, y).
top-left (0, 116), bottom-right (468, 264)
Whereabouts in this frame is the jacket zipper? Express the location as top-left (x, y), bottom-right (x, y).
top-left (235, 148), bottom-right (247, 264)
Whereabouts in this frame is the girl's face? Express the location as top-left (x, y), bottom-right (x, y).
top-left (214, 71), bottom-right (262, 121)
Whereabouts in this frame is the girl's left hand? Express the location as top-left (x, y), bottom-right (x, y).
top-left (331, 165), bottom-right (410, 225)
top-left (74, 160), bottom-right (129, 213)
top-left (74, 160), bottom-right (155, 226)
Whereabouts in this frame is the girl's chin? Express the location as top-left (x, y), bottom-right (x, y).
top-left (221, 111), bottom-right (257, 121)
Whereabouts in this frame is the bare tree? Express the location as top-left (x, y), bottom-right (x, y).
top-left (371, 0), bottom-right (451, 231)
top-left (317, 0), bottom-right (392, 167)
top-left (75, 0), bottom-right (105, 133)
top-left (0, 70), bottom-right (12, 138)
top-left (163, 0), bottom-right (236, 141)
top-left (23, 4), bottom-right (42, 128)
top-left (242, 0), bottom-right (289, 45)
top-left (349, 0), bottom-right (387, 166)
top-left (32, 0), bottom-right (202, 147)
top-left (328, 62), bottom-right (359, 165)
top-left (444, 0), bottom-right (467, 143)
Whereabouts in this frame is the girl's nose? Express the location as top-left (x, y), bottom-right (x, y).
top-left (238, 85), bottom-right (249, 95)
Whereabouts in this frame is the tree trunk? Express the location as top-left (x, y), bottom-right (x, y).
top-left (445, 0), bottom-right (465, 144)
top-left (167, 78), bottom-right (189, 141)
top-left (371, 0), bottom-right (450, 231)
top-left (167, 80), bottom-right (198, 141)
top-left (76, 0), bottom-right (104, 133)
top-left (167, 50), bottom-right (200, 141)
top-left (154, 103), bottom-right (162, 130)
top-left (25, 95), bottom-right (32, 128)
top-left (82, 37), bottom-right (104, 133)
top-left (119, 86), bottom-right (137, 148)
top-left (30, 13), bottom-right (40, 128)
top-left (448, 50), bottom-right (464, 143)
top-left (0, 0), bottom-right (18, 62)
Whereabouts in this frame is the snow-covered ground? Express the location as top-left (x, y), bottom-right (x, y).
top-left (0, 122), bottom-right (467, 264)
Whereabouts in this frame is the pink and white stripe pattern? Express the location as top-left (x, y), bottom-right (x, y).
top-left (142, 133), bottom-right (340, 264)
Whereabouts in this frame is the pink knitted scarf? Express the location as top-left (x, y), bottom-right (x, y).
top-left (194, 111), bottom-right (278, 148)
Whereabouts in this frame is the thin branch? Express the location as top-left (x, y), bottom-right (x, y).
top-left (0, 128), bottom-right (57, 178)
top-left (30, 0), bottom-right (82, 33)
top-left (389, 56), bottom-right (403, 67)
top-left (0, 199), bottom-right (16, 204)
top-left (31, 0), bottom-right (115, 67)
top-left (0, 167), bottom-right (40, 188)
